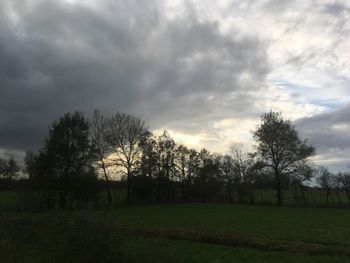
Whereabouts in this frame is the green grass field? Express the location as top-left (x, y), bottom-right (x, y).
top-left (1, 190), bottom-right (350, 262)
top-left (2, 208), bottom-right (350, 263)
top-left (114, 203), bottom-right (350, 246)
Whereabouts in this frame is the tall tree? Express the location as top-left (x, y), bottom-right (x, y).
top-left (194, 149), bottom-right (221, 201)
top-left (175, 144), bottom-right (190, 200)
top-left (218, 154), bottom-right (235, 202)
top-left (253, 111), bottom-right (315, 205)
top-left (23, 112), bottom-right (97, 210)
top-left (138, 131), bottom-right (158, 179)
top-left (336, 171), bottom-right (350, 205)
top-left (316, 166), bottom-right (335, 205)
top-left (157, 131), bottom-right (176, 200)
top-left (45, 111), bottom-right (95, 208)
top-left (230, 144), bottom-right (255, 203)
top-left (106, 112), bottom-right (147, 203)
top-left (90, 110), bottom-right (113, 206)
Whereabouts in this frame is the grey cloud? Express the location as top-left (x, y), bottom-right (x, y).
top-left (323, 2), bottom-right (350, 16)
top-left (0, 0), bottom-right (269, 153)
top-left (296, 105), bottom-right (350, 171)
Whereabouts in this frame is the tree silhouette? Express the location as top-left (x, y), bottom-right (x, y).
top-left (253, 111), bottom-right (315, 205)
top-left (105, 112), bottom-right (148, 203)
top-left (230, 145), bottom-right (256, 203)
top-left (336, 171), bottom-right (350, 205)
top-left (25, 112), bottom-right (97, 209)
top-left (316, 166), bottom-right (335, 205)
top-left (90, 110), bottom-right (113, 206)
top-left (0, 157), bottom-right (20, 181)
top-left (175, 144), bottom-right (190, 201)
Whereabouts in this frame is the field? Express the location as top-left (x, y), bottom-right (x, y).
top-left (1, 191), bottom-right (350, 262)
top-left (114, 203), bottom-right (350, 246)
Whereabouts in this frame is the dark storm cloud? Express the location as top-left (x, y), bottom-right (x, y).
top-left (0, 0), bottom-right (269, 153)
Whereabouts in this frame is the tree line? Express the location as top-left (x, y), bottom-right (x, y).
top-left (2, 110), bottom-right (350, 210)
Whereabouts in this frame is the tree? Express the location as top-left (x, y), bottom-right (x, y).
top-left (253, 111), bottom-right (315, 205)
top-left (138, 131), bottom-right (158, 179)
top-left (47, 112), bottom-right (95, 208)
top-left (134, 131), bottom-right (158, 202)
top-left (28, 112), bottom-right (97, 209)
top-left (0, 158), bottom-right (8, 179)
top-left (193, 149), bottom-right (221, 202)
top-left (186, 148), bottom-right (200, 201)
top-left (106, 112), bottom-right (148, 203)
top-left (7, 157), bottom-right (20, 181)
top-left (218, 154), bottom-right (235, 202)
top-left (230, 144), bottom-right (256, 203)
top-left (316, 166), bottom-right (335, 205)
top-left (0, 157), bottom-right (20, 181)
top-left (175, 144), bottom-right (190, 200)
top-left (336, 171), bottom-right (350, 205)
top-left (157, 131), bottom-right (176, 201)
top-left (90, 110), bottom-right (113, 206)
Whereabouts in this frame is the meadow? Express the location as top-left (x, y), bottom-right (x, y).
top-left (114, 203), bottom-right (350, 246)
top-left (1, 190), bottom-right (350, 262)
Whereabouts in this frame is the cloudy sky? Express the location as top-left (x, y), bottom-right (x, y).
top-left (0, 0), bottom-right (349, 171)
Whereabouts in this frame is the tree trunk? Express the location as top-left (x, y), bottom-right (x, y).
top-left (102, 163), bottom-right (112, 207)
top-left (275, 171), bottom-right (283, 205)
top-left (126, 166), bottom-right (131, 203)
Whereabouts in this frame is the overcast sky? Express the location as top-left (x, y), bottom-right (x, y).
top-left (0, 0), bottom-right (349, 171)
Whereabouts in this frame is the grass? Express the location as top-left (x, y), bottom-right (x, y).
top-left (113, 203), bottom-right (350, 246)
top-left (255, 189), bottom-right (350, 206)
top-left (2, 190), bottom-right (350, 262)
top-left (2, 211), bottom-right (350, 263)
top-left (123, 236), bottom-right (350, 263)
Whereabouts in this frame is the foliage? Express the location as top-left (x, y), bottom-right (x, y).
top-left (24, 112), bottom-right (98, 210)
top-left (253, 111), bottom-right (315, 205)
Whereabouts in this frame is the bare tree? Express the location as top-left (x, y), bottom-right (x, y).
top-left (156, 131), bottom-right (176, 201)
top-left (90, 110), bottom-right (113, 206)
top-left (230, 144), bottom-right (255, 203)
top-left (106, 113), bottom-right (148, 203)
top-left (335, 171), bottom-right (350, 205)
top-left (316, 166), bottom-right (335, 205)
top-left (219, 154), bottom-right (235, 202)
top-left (253, 111), bottom-right (315, 205)
top-left (175, 144), bottom-right (190, 200)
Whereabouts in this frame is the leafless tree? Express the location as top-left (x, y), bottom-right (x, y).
top-left (106, 112), bottom-right (148, 203)
top-left (90, 110), bottom-right (113, 206)
top-left (230, 144), bottom-right (255, 203)
top-left (175, 144), bottom-right (190, 200)
top-left (335, 171), bottom-right (350, 205)
top-left (316, 166), bottom-right (335, 205)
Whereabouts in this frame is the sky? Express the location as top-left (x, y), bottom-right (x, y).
top-left (0, 0), bottom-right (349, 171)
